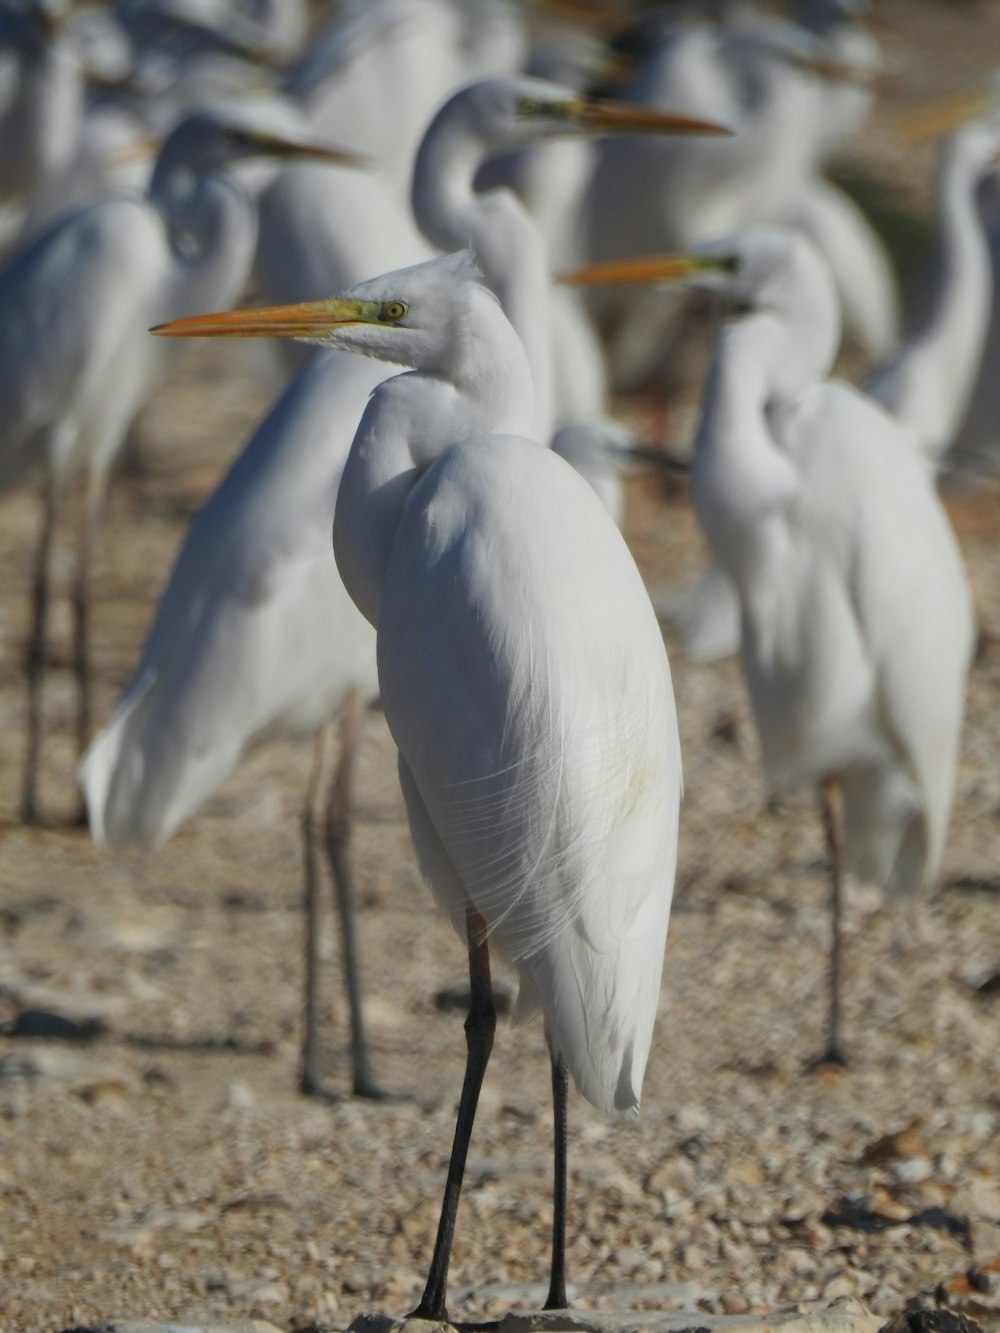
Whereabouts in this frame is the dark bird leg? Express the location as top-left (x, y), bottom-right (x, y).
top-left (72, 466), bottom-right (110, 765)
top-left (544, 1050), bottom-right (570, 1310)
top-left (819, 777), bottom-right (848, 1067)
top-left (22, 474), bottom-right (63, 824)
top-left (322, 687), bottom-right (389, 1100)
top-left (300, 696), bottom-right (388, 1101)
top-left (411, 904), bottom-right (496, 1323)
top-left (300, 721), bottom-right (337, 1099)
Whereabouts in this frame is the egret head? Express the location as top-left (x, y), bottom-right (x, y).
top-left (150, 104), bottom-right (368, 192)
top-left (152, 250), bottom-right (510, 375)
top-left (562, 227), bottom-right (837, 320)
top-left (693, 230), bottom-right (837, 322)
top-left (426, 73), bottom-right (733, 155)
top-left (562, 228), bottom-right (841, 387)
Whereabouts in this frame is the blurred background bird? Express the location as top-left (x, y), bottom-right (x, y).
top-left (0, 98), bottom-right (366, 824)
top-left (564, 227), bottom-right (974, 1064)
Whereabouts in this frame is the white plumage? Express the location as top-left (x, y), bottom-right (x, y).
top-left (658, 112), bottom-right (1000, 667)
top-left (693, 230), bottom-right (972, 1058)
top-left (379, 431), bottom-right (679, 1113)
top-left (865, 116), bottom-right (1000, 468)
top-left (80, 351), bottom-right (384, 849)
top-left (566, 228), bottom-right (972, 1062)
top-left (5, 103), bottom-right (362, 823)
top-left (151, 249), bottom-right (680, 1313)
top-left (688, 230), bottom-right (973, 889)
top-left (337, 251), bottom-right (679, 1309)
top-left (80, 340), bottom-right (395, 1100)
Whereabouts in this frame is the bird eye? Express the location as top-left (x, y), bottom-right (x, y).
top-left (381, 301), bottom-right (408, 321)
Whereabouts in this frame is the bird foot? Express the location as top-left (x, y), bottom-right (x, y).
top-left (805, 1042), bottom-right (849, 1073)
top-left (298, 1071), bottom-right (342, 1104)
top-left (353, 1075), bottom-right (411, 1103)
top-left (300, 1071), bottom-right (409, 1104)
top-left (407, 1301), bottom-right (449, 1324)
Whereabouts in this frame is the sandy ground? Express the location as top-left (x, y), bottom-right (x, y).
top-left (2, 5), bottom-right (1000, 1332)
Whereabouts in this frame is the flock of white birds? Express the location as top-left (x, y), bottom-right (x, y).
top-left (1, 0), bottom-right (997, 1317)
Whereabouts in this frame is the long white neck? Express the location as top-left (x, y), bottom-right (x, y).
top-left (148, 140), bottom-right (260, 318)
top-left (161, 176), bottom-right (259, 317)
top-left (862, 130), bottom-right (996, 463)
top-left (334, 288), bottom-right (536, 626)
top-left (692, 315), bottom-right (801, 596)
top-left (906, 137), bottom-right (994, 440)
top-left (412, 107), bottom-right (556, 442)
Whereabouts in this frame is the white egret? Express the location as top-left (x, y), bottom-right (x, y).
top-left (80, 349), bottom-right (390, 1100)
top-left (565, 230), bottom-right (974, 1065)
top-left (154, 249), bottom-right (681, 1316)
top-left (0, 1), bottom-right (84, 208)
top-left (660, 110), bottom-right (1000, 665)
top-left (0, 104), bottom-right (364, 823)
top-left (580, 5), bottom-right (895, 388)
top-left (951, 169), bottom-right (1000, 479)
top-left (411, 74), bottom-right (732, 439)
top-left (898, 84), bottom-right (1000, 479)
top-left (866, 77), bottom-right (1000, 481)
top-left (864, 115), bottom-right (1000, 468)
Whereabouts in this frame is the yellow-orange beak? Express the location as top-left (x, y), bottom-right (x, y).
top-left (897, 88), bottom-right (998, 143)
top-left (571, 98), bottom-right (734, 137)
top-left (238, 130), bottom-right (370, 168)
top-left (780, 48), bottom-right (890, 94)
top-left (152, 296), bottom-right (377, 340)
top-left (560, 252), bottom-right (739, 288)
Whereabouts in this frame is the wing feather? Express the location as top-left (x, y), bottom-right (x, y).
top-left (377, 436), bottom-right (681, 1114)
top-left (789, 382), bottom-right (974, 889)
top-left (81, 353), bottom-right (382, 847)
top-left (0, 197), bottom-right (166, 485)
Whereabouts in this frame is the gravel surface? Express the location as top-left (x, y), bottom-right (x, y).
top-left (2, 6), bottom-right (1000, 1333)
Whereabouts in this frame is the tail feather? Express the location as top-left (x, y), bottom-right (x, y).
top-left (79, 669), bottom-right (157, 846)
